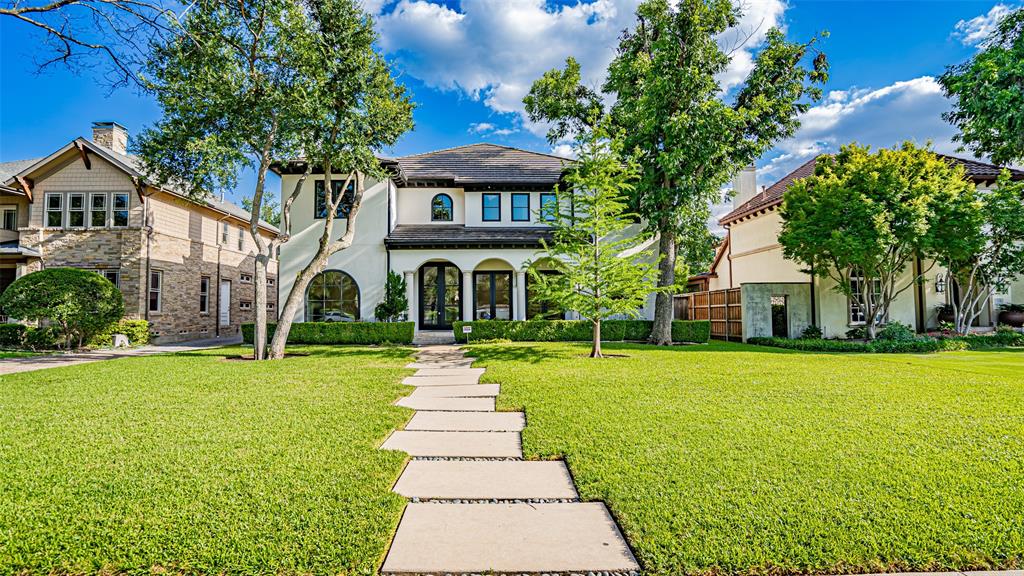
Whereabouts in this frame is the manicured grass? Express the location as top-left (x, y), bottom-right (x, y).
top-left (467, 341), bottom-right (1024, 576)
top-left (0, 350), bottom-right (41, 359)
top-left (1, 346), bottom-right (414, 575)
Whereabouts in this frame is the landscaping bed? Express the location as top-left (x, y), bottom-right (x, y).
top-left (242, 321), bottom-right (415, 345)
top-left (452, 319), bottom-right (711, 343)
top-left (0, 345), bottom-right (414, 574)
top-left (468, 340), bottom-right (1024, 575)
top-left (749, 329), bottom-right (1023, 353)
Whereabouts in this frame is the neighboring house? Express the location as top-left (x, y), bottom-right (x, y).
top-left (0, 122), bottom-right (279, 343)
top-left (700, 155), bottom-right (1024, 340)
top-left (275, 143), bottom-right (657, 330)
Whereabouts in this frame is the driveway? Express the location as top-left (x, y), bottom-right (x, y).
top-left (0, 335), bottom-right (243, 376)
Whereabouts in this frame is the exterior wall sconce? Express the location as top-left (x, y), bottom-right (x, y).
top-left (935, 274), bottom-right (946, 293)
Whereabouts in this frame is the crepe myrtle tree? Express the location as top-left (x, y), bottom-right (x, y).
top-left (267, 0), bottom-right (413, 359)
top-left (940, 7), bottom-right (1024, 166)
top-left (136, 0), bottom-right (314, 359)
top-left (526, 123), bottom-right (660, 358)
top-left (525, 0), bottom-right (828, 346)
top-left (931, 171), bottom-right (1024, 334)
top-left (778, 142), bottom-right (977, 339)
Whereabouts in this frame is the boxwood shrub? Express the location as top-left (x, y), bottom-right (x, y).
top-left (0, 324), bottom-right (27, 348)
top-left (243, 322), bottom-right (415, 345)
top-left (90, 319), bottom-right (151, 347)
top-left (452, 319), bottom-right (711, 344)
top-left (747, 336), bottom-right (971, 353)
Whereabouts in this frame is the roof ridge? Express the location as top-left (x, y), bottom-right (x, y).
top-left (398, 141), bottom-right (574, 162)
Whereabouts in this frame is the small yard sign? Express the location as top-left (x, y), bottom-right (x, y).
top-left (462, 325), bottom-right (473, 334)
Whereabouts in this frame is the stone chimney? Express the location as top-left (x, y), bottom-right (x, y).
top-left (732, 164), bottom-right (757, 209)
top-left (91, 121), bottom-right (129, 155)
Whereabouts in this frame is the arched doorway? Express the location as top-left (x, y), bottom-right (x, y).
top-left (419, 262), bottom-right (462, 329)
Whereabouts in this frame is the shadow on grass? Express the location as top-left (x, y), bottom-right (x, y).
top-left (169, 345), bottom-right (415, 361)
top-left (464, 343), bottom-right (571, 364)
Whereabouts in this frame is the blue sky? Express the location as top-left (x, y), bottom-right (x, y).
top-left (0, 0), bottom-right (1015, 207)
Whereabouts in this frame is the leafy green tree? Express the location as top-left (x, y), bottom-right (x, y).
top-left (526, 124), bottom-right (660, 358)
top-left (241, 195), bottom-right (281, 228)
top-left (931, 171), bottom-right (1024, 334)
top-left (136, 0), bottom-right (312, 359)
top-left (374, 271), bottom-right (409, 322)
top-left (778, 143), bottom-right (976, 339)
top-left (940, 8), bottom-right (1024, 165)
top-left (525, 0), bottom-right (828, 345)
top-left (267, 0), bottom-right (413, 359)
top-left (0, 268), bottom-right (124, 349)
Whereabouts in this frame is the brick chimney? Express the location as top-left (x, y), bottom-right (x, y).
top-left (91, 121), bottom-right (129, 155)
top-left (732, 164), bottom-right (757, 209)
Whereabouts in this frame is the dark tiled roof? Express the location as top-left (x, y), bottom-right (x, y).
top-left (385, 224), bottom-right (554, 249)
top-left (719, 154), bottom-right (1024, 226)
top-left (395, 143), bottom-right (570, 186)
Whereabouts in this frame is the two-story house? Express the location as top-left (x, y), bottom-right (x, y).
top-left (275, 143), bottom-right (657, 331)
top-left (0, 122), bottom-right (279, 343)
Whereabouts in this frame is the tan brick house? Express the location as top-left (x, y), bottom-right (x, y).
top-left (0, 122), bottom-right (278, 343)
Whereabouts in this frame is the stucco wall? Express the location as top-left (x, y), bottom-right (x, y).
top-left (741, 282), bottom-right (811, 340)
top-left (397, 187), bottom-right (466, 225)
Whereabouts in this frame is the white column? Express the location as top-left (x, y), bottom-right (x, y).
top-left (515, 270), bottom-right (527, 321)
top-left (404, 271), bottom-right (415, 326)
top-left (462, 271), bottom-right (473, 322)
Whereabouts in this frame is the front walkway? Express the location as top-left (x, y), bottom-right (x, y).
top-left (0, 335), bottom-right (243, 376)
top-left (379, 344), bottom-right (639, 574)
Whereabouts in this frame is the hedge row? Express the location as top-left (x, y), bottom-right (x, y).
top-left (745, 334), bottom-right (1024, 353)
top-left (242, 322), bottom-right (415, 345)
top-left (90, 319), bottom-right (151, 347)
top-left (452, 319), bottom-right (711, 344)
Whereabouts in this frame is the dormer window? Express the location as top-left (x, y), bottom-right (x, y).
top-left (431, 193), bottom-right (453, 222)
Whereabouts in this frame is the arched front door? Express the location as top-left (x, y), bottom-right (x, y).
top-left (419, 263), bottom-right (462, 330)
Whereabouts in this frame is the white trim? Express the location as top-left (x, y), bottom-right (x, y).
top-left (111, 193), bottom-right (130, 228)
top-left (44, 192), bottom-right (63, 228)
top-left (149, 269), bottom-right (163, 313)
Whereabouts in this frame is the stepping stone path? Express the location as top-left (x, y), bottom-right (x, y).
top-left (380, 345), bottom-right (640, 575)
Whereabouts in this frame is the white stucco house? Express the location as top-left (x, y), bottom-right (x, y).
top-left (274, 143), bottom-right (657, 331)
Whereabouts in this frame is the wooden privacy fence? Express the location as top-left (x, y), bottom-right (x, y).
top-left (675, 288), bottom-right (743, 340)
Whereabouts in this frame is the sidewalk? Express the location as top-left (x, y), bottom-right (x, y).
top-left (0, 335), bottom-right (242, 376)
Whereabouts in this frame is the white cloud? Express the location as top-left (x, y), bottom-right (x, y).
top-left (468, 121), bottom-right (517, 137)
top-left (376, 0), bottom-right (788, 131)
top-left (953, 3), bottom-right (1017, 46)
top-left (550, 143), bottom-right (576, 159)
top-left (757, 76), bottom-right (957, 180)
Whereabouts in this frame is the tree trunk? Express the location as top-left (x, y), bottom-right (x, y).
top-left (269, 249), bottom-right (329, 359)
top-left (649, 221), bottom-right (676, 346)
top-left (591, 318), bottom-right (602, 358)
top-left (252, 251), bottom-right (269, 359)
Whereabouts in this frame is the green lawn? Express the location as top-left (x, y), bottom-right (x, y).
top-left (467, 341), bottom-right (1024, 576)
top-left (0, 346), bottom-right (414, 575)
top-left (0, 350), bottom-right (41, 359)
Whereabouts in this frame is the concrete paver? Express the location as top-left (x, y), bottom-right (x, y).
top-left (405, 360), bottom-right (475, 369)
top-left (408, 384), bottom-right (499, 398)
top-left (381, 502), bottom-right (639, 574)
top-left (405, 411), bottom-right (525, 432)
top-left (380, 430), bottom-right (522, 457)
top-left (412, 367), bottom-right (486, 377)
top-left (393, 460), bottom-right (578, 500)
top-left (402, 374), bottom-right (481, 386)
top-left (396, 396), bottom-right (494, 412)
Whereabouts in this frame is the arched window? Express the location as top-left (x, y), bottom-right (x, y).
top-left (431, 193), bottom-right (453, 221)
top-left (306, 270), bottom-right (360, 322)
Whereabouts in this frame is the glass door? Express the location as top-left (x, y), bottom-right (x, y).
top-left (474, 271), bottom-right (513, 320)
top-left (419, 263), bottom-right (462, 329)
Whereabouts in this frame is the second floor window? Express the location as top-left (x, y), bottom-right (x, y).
top-left (540, 192), bottom-right (557, 222)
top-left (67, 194), bottom-right (86, 228)
top-left (237, 227), bottom-right (245, 251)
top-left (314, 180), bottom-right (355, 219)
top-left (112, 193), bottom-right (129, 227)
top-left (482, 193), bottom-right (501, 222)
top-left (511, 193), bottom-right (530, 222)
top-left (1, 207), bottom-right (16, 231)
top-left (45, 194), bottom-right (62, 227)
top-left (431, 193), bottom-right (453, 221)
top-left (90, 194), bottom-right (108, 227)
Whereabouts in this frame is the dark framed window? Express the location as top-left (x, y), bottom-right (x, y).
top-left (431, 193), bottom-right (453, 221)
top-left (306, 270), bottom-right (360, 322)
top-left (526, 270), bottom-right (566, 320)
top-left (540, 192), bottom-right (557, 222)
top-left (314, 180), bottom-right (355, 219)
top-left (511, 193), bottom-right (530, 222)
top-left (482, 193), bottom-right (501, 222)
top-left (474, 271), bottom-right (513, 320)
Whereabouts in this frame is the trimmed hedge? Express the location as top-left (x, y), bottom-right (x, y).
top-left (0, 324), bottom-right (27, 348)
top-left (748, 336), bottom-right (971, 353)
top-left (90, 319), bottom-right (151, 347)
top-left (242, 322), bottom-right (415, 345)
top-left (452, 319), bottom-right (711, 344)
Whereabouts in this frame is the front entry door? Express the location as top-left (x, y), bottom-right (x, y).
top-left (420, 263), bottom-right (462, 330)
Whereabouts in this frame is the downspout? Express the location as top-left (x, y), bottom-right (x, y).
top-left (727, 228), bottom-right (734, 289)
top-left (914, 255), bottom-right (925, 332)
top-left (143, 195), bottom-right (153, 322)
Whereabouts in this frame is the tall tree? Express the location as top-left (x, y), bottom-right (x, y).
top-left (526, 0), bottom-right (828, 345)
top-left (241, 195), bottom-right (281, 228)
top-left (136, 0), bottom-right (313, 359)
top-left (940, 7), bottom-right (1024, 166)
top-left (778, 143), bottom-right (976, 339)
top-left (526, 123), bottom-right (660, 358)
top-left (930, 171), bottom-right (1024, 334)
top-left (266, 0), bottom-right (412, 359)
top-left (1, 0), bottom-right (177, 88)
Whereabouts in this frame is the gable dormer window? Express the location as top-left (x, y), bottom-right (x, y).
top-left (314, 180), bottom-right (355, 219)
top-left (431, 193), bottom-right (453, 222)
